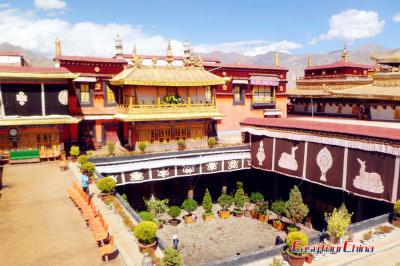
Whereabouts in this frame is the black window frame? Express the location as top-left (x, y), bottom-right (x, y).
top-left (232, 84), bottom-right (245, 105)
top-left (76, 82), bottom-right (94, 107)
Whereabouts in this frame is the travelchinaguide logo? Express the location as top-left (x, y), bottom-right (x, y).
top-left (292, 240), bottom-right (374, 254)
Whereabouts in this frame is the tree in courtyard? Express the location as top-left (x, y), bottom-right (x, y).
top-left (284, 186), bottom-right (309, 225)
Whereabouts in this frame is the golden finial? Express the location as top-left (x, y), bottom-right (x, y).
top-left (131, 44), bottom-right (142, 67)
top-left (166, 40), bottom-right (173, 65)
top-left (115, 34), bottom-right (123, 56)
top-left (274, 51), bottom-right (279, 66)
top-left (151, 57), bottom-right (158, 66)
top-left (55, 37), bottom-right (61, 57)
top-left (341, 41), bottom-right (349, 62)
top-left (307, 56), bottom-right (312, 66)
top-left (195, 54), bottom-right (203, 68)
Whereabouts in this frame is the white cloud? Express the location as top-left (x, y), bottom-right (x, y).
top-left (310, 9), bottom-right (385, 44)
top-left (34, 0), bottom-right (67, 11)
top-left (393, 13), bottom-right (400, 22)
top-left (0, 3), bottom-right (10, 9)
top-left (0, 6), bottom-right (184, 57)
top-left (194, 40), bottom-right (302, 56)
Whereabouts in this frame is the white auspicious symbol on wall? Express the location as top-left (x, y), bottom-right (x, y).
top-left (182, 166), bottom-right (195, 174)
top-left (256, 141), bottom-right (265, 166)
top-left (16, 91), bottom-right (28, 106)
top-left (353, 158), bottom-right (384, 193)
top-left (247, 159), bottom-right (251, 166)
top-left (227, 160), bottom-right (239, 170)
top-left (316, 147), bottom-right (333, 182)
top-left (58, 90), bottom-right (68, 105)
top-left (278, 146), bottom-right (298, 171)
top-left (206, 162), bottom-right (218, 171)
top-left (157, 168), bottom-right (170, 178)
top-left (130, 171), bottom-right (144, 181)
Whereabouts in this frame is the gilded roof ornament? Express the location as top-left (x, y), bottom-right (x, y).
top-left (274, 51), bottom-right (279, 66)
top-left (131, 44), bottom-right (142, 68)
top-left (307, 56), bottom-right (312, 66)
top-left (166, 40), bottom-right (174, 65)
top-left (341, 42), bottom-right (349, 62)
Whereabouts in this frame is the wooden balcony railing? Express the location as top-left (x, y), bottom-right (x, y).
top-left (117, 103), bottom-right (217, 114)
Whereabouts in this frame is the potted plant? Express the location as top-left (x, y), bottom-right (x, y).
top-left (284, 186), bottom-right (309, 229)
top-left (362, 230), bottom-right (373, 244)
top-left (325, 203), bottom-right (353, 243)
top-left (286, 231), bottom-right (308, 266)
top-left (69, 145), bottom-right (80, 162)
top-left (139, 211), bottom-right (155, 222)
top-left (233, 181), bottom-right (245, 217)
top-left (250, 192), bottom-right (264, 218)
top-left (106, 142), bottom-right (116, 156)
top-left (161, 247), bottom-right (183, 266)
top-left (392, 200), bottom-right (400, 227)
top-left (257, 201), bottom-right (269, 222)
top-left (208, 137), bottom-right (216, 148)
top-left (181, 198), bottom-right (198, 224)
top-left (286, 224), bottom-right (299, 233)
top-left (271, 199), bottom-right (286, 231)
top-left (202, 188), bottom-right (214, 221)
top-left (144, 196), bottom-right (169, 227)
top-left (305, 253), bottom-right (314, 264)
top-left (96, 176), bottom-right (116, 196)
top-left (168, 205), bottom-right (181, 226)
top-left (218, 194), bottom-right (233, 219)
top-left (177, 139), bottom-right (186, 151)
top-left (81, 162), bottom-right (95, 179)
top-left (77, 154), bottom-right (89, 167)
top-left (134, 221), bottom-right (158, 253)
top-left (138, 142), bottom-right (147, 153)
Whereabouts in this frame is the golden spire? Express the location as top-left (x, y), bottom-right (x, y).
top-left (55, 37), bottom-right (61, 57)
top-left (274, 51), bottom-right (279, 66)
top-left (131, 44), bottom-right (142, 67)
top-left (307, 56), bottom-right (312, 66)
top-left (166, 40), bottom-right (173, 65)
top-left (341, 42), bottom-right (349, 62)
top-left (115, 34), bottom-right (123, 56)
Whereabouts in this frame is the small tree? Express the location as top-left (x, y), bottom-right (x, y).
top-left (161, 248), bottom-right (183, 266)
top-left (96, 177), bottom-right (116, 193)
top-left (177, 139), bottom-right (186, 150)
top-left (218, 194), bottom-right (233, 211)
top-left (81, 162), bottom-right (95, 177)
top-left (325, 203), bottom-right (353, 242)
top-left (286, 231), bottom-right (308, 255)
top-left (70, 145), bottom-right (80, 157)
top-left (271, 199), bottom-right (286, 219)
top-left (202, 189), bottom-right (213, 215)
top-left (181, 198), bottom-right (198, 215)
top-left (234, 181), bottom-right (245, 210)
top-left (139, 211), bottom-right (155, 222)
top-left (77, 155), bottom-right (89, 166)
top-left (250, 192), bottom-right (264, 204)
top-left (134, 221), bottom-right (157, 245)
top-left (394, 200), bottom-right (400, 217)
top-left (168, 206), bottom-right (181, 219)
top-left (138, 142), bottom-right (147, 153)
top-left (144, 195), bottom-right (169, 219)
top-left (208, 137), bottom-right (216, 148)
top-left (284, 186), bottom-right (309, 225)
top-left (107, 142), bottom-right (115, 155)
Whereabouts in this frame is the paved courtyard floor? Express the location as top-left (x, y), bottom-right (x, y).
top-left (0, 162), bottom-right (124, 266)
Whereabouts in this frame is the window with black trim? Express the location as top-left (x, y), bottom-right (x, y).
top-left (253, 86), bottom-right (273, 104)
top-left (80, 83), bottom-right (90, 104)
top-left (233, 84), bottom-right (245, 105)
top-left (104, 83), bottom-right (116, 106)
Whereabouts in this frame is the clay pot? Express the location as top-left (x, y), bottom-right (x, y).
top-left (138, 240), bottom-right (157, 253)
top-left (391, 216), bottom-right (400, 227)
top-left (251, 210), bottom-right (260, 219)
top-left (169, 219), bottom-right (180, 226)
top-left (305, 254), bottom-right (314, 264)
top-left (287, 253), bottom-right (307, 266)
top-left (202, 213), bottom-right (214, 221)
top-left (244, 210), bottom-right (251, 217)
top-left (184, 215), bottom-right (194, 224)
top-left (258, 214), bottom-right (268, 222)
top-left (273, 220), bottom-right (285, 231)
top-left (70, 156), bottom-right (77, 162)
top-left (219, 210), bottom-right (231, 219)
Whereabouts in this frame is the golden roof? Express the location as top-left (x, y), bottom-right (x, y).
top-left (0, 116), bottom-right (80, 126)
top-left (110, 65), bottom-right (226, 87)
top-left (371, 50), bottom-right (400, 64)
top-left (330, 84), bottom-right (400, 100)
top-left (286, 88), bottom-right (331, 97)
top-left (0, 66), bottom-right (77, 80)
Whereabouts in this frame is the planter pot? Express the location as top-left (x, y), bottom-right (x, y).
top-left (184, 214), bottom-right (194, 224)
top-left (273, 220), bottom-right (285, 231)
top-left (138, 240), bottom-right (157, 253)
top-left (287, 253), bottom-right (307, 266)
top-left (219, 210), bottom-right (231, 219)
top-left (202, 213), bottom-right (214, 222)
top-left (391, 216), bottom-right (400, 227)
top-left (305, 254), bottom-right (314, 264)
top-left (251, 210), bottom-right (260, 219)
top-left (169, 219), bottom-right (180, 226)
top-left (178, 146), bottom-right (186, 151)
top-left (244, 210), bottom-right (251, 217)
top-left (233, 210), bottom-right (243, 217)
top-left (70, 156), bottom-right (77, 162)
top-left (258, 214), bottom-right (268, 222)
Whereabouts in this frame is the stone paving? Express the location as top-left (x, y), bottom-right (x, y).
top-left (0, 162), bottom-right (124, 266)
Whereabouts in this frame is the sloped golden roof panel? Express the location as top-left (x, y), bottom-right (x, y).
top-left (286, 89), bottom-right (331, 97)
top-left (0, 115), bottom-right (80, 126)
top-left (330, 84), bottom-right (400, 100)
top-left (110, 65), bottom-right (226, 86)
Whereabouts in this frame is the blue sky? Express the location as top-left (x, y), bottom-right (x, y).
top-left (1, 0), bottom-right (399, 56)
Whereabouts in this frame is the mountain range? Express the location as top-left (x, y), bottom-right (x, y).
top-left (0, 42), bottom-right (398, 88)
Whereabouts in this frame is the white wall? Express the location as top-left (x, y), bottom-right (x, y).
top-left (370, 106), bottom-right (396, 121)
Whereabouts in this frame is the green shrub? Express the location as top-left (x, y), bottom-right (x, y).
top-left (270, 257), bottom-right (282, 266)
top-left (134, 221), bottom-right (157, 245)
top-left (234, 181), bottom-right (245, 210)
top-left (250, 192), bottom-right (264, 204)
top-left (325, 203), bottom-right (353, 242)
top-left (202, 189), bottom-right (213, 214)
top-left (138, 142), bottom-right (147, 152)
top-left (161, 248), bottom-right (183, 266)
top-left (394, 200), bottom-right (400, 216)
top-left (96, 177), bottom-right (116, 193)
top-left (181, 198), bottom-right (198, 214)
top-left (208, 137), bottom-right (216, 148)
top-left (271, 199), bottom-right (286, 219)
top-left (107, 142), bottom-right (115, 155)
top-left (284, 186), bottom-right (309, 225)
top-left (86, 150), bottom-right (94, 157)
top-left (286, 224), bottom-right (299, 233)
top-left (168, 206), bottom-right (181, 219)
top-left (144, 196), bottom-right (169, 217)
top-left (77, 155), bottom-right (89, 166)
top-left (177, 139), bottom-right (186, 149)
top-left (70, 145), bottom-right (80, 157)
top-left (218, 194), bottom-right (233, 210)
top-left (81, 162), bottom-right (95, 177)
top-left (139, 211), bottom-right (155, 222)
top-left (286, 231), bottom-right (308, 255)
top-left (257, 201), bottom-right (269, 215)
top-left (121, 193), bottom-right (128, 202)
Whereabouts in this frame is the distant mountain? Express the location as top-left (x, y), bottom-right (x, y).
top-left (200, 44), bottom-right (400, 88)
top-left (0, 42), bottom-right (53, 67)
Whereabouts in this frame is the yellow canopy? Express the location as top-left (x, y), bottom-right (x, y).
top-left (0, 116), bottom-right (81, 126)
top-left (110, 65), bottom-right (226, 87)
top-left (114, 112), bottom-right (224, 122)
